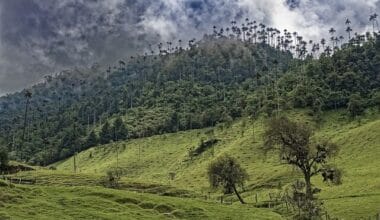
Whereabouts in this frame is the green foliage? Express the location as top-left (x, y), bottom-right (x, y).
top-left (190, 139), bottom-right (219, 157)
top-left (102, 168), bottom-right (122, 188)
top-left (0, 148), bottom-right (8, 170)
top-left (113, 116), bottom-right (128, 141)
top-left (99, 121), bottom-right (112, 144)
top-left (85, 130), bottom-right (98, 148)
top-left (347, 93), bottom-right (365, 118)
top-left (371, 90), bottom-right (380, 111)
top-left (264, 117), bottom-right (340, 218)
top-left (0, 34), bottom-right (378, 165)
top-left (207, 154), bottom-right (248, 203)
top-left (54, 111), bottom-right (380, 219)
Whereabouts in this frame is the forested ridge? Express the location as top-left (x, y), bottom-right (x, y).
top-left (0, 19), bottom-right (379, 166)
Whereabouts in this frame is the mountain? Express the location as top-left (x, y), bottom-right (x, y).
top-left (0, 38), bottom-right (294, 164)
top-left (0, 18), bottom-right (379, 220)
top-left (0, 35), bottom-right (379, 166)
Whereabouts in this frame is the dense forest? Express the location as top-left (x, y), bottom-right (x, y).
top-left (0, 17), bottom-right (379, 165)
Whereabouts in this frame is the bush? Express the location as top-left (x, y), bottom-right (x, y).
top-left (0, 148), bottom-right (9, 170)
top-left (190, 139), bottom-right (219, 157)
top-left (102, 168), bottom-right (122, 188)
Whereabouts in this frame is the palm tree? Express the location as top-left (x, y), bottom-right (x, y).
top-left (345, 18), bottom-right (351, 26)
top-left (346, 26), bottom-right (353, 40)
top-left (226, 27), bottom-right (230, 38)
top-left (321, 38), bottom-right (326, 49)
top-left (253, 25), bottom-right (258, 43)
top-left (178, 39), bottom-right (182, 50)
top-left (118, 60), bottom-right (125, 72)
top-left (22, 90), bottom-right (32, 142)
top-left (369, 13), bottom-right (378, 33)
top-left (329, 28), bottom-right (336, 48)
top-left (213, 25), bottom-right (218, 37)
top-left (242, 24), bottom-right (248, 42)
top-left (324, 46), bottom-right (332, 56)
top-left (339, 36), bottom-right (344, 47)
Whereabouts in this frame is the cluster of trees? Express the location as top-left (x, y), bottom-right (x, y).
top-left (85, 117), bottom-right (128, 149)
top-left (0, 148), bottom-right (8, 171)
top-left (0, 16), bottom-right (378, 165)
top-left (208, 117), bottom-right (341, 218)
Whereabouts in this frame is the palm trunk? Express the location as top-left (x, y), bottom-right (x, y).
top-left (233, 185), bottom-right (245, 204)
top-left (22, 99), bottom-right (29, 141)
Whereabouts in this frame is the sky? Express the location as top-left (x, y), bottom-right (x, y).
top-left (0, 0), bottom-right (379, 95)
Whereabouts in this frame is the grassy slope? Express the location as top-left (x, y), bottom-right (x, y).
top-left (0, 180), bottom-right (281, 220)
top-left (53, 110), bottom-right (380, 219)
top-left (1, 110), bottom-right (379, 219)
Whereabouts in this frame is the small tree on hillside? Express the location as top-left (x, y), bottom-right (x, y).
top-left (263, 117), bottom-right (341, 218)
top-left (99, 121), bottom-right (112, 144)
top-left (207, 154), bottom-right (248, 204)
top-left (113, 117), bottom-right (128, 141)
top-left (347, 93), bottom-right (365, 118)
top-left (0, 148), bottom-right (9, 170)
top-left (86, 130), bottom-right (98, 148)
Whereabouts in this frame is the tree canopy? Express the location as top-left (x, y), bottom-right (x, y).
top-left (207, 154), bottom-right (248, 204)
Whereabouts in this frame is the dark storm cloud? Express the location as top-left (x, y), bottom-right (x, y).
top-left (0, 0), bottom-right (379, 95)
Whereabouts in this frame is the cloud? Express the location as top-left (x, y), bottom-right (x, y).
top-left (0, 0), bottom-right (379, 95)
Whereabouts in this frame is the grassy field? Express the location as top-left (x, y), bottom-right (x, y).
top-left (1, 109), bottom-right (379, 219)
top-left (0, 177), bottom-right (281, 220)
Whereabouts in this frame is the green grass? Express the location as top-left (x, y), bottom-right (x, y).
top-left (2, 109), bottom-right (380, 219)
top-left (0, 175), bottom-right (281, 219)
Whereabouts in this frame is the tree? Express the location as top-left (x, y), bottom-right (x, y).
top-left (22, 90), bottom-right (32, 141)
top-left (0, 147), bottom-right (8, 170)
top-left (369, 13), bottom-right (378, 33)
top-left (86, 130), bottom-right (98, 148)
top-left (113, 117), bottom-right (128, 141)
top-left (371, 91), bottom-right (380, 111)
top-left (263, 117), bottom-right (341, 217)
top-left (347, 93), bottom-right (365, 118)
top-left (99, 121), bottom-right (112, 144)
top-left (207, 154), bottom-right (248, 204)
top-left (346, 26), bottom-right (353, 40)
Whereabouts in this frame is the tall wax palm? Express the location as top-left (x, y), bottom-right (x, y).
top-left (345, 18), bottom-right (351, 26)
top-left (370, 13), bottom-right (378, 33)
top-left (329, 28), bottom-right (336, 48)
top-left (339, 36), bottom-right (344, 47)
top-left (325, 46), bottom-right (332, 56)
top-left (22, 90), bottom-right (32, 142)
top-left (346, 26), bottom-right (353, 40)
top-left (321, 38), bottom-right (326, 49)
top-left (253, 25), bottom-right (258, 43)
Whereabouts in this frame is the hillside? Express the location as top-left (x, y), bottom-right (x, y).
top-left (0, 38), bottom-right (293, 165)
top-left (0, 176), bottom-right (282, 219)
top-left (1, 34), bottom-right (379, 167)
top-left (51, 110), bottom-right (380, 219)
